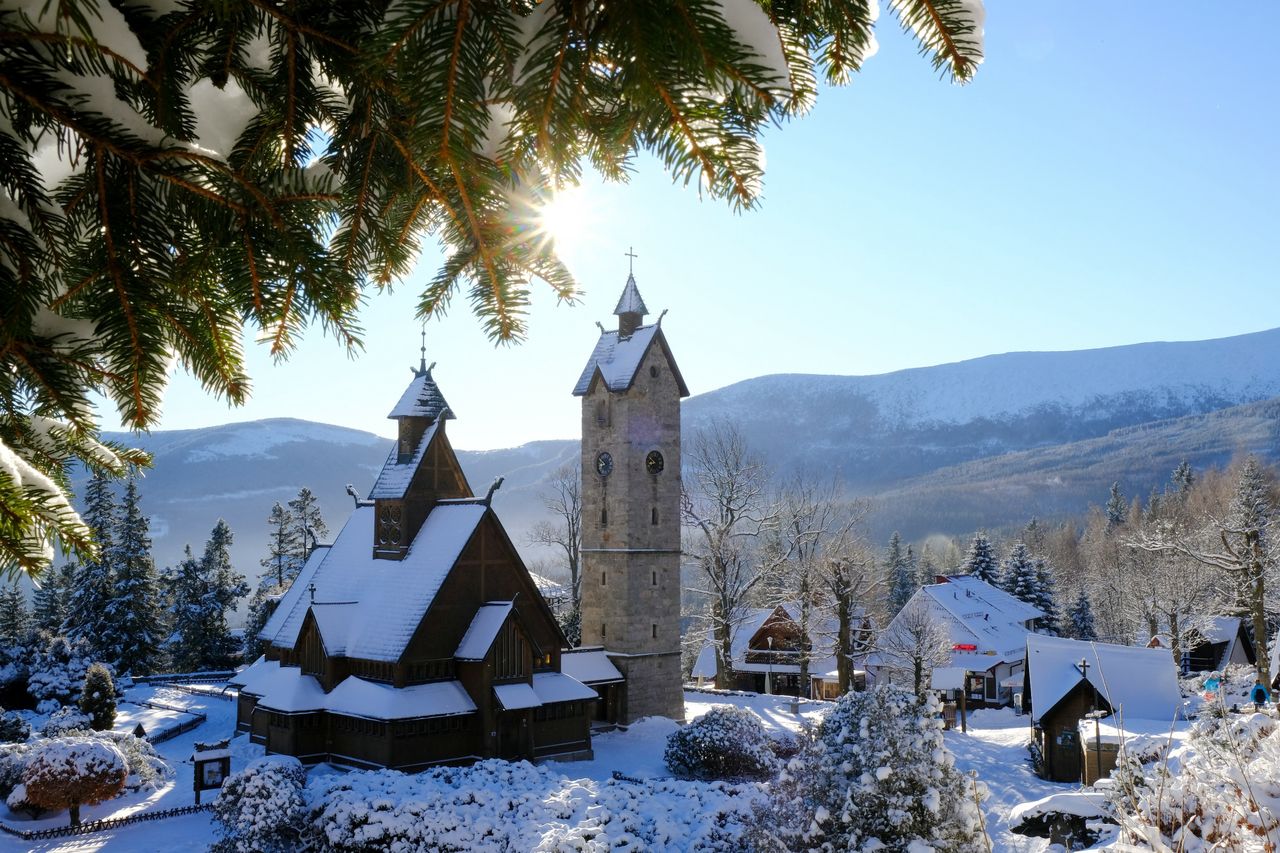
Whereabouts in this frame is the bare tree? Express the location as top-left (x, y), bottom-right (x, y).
top-left (682, 421), bottom-right (774, 690)
top-left (1130, 457), bottom-right (1276, 685)
top-left (760, 474), bottom-right (859, 694)
top-left (527, 461), bottom-right (582, 641)
top-left (876, 598), bottom-right (952, 697)
top-left (819, 514), bottom-right (879, 694)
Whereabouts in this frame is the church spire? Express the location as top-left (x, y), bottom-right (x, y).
top-left (614, 250), bottom-right (648, 338)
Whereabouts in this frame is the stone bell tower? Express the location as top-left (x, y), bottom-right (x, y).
top-left (572, 268), bottom-right (689, 723)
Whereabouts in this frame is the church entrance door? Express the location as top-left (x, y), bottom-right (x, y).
top-left (498, 712), bottom-right (523, 760)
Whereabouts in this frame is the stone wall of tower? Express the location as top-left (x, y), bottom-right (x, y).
top-left (579, 338), bottom-right (684, 722)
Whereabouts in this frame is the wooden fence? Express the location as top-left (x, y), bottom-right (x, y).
top-left (0, 803), bottom-right (212, 841)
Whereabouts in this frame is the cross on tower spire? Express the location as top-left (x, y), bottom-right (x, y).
top-left (625, 246), bottom-right (638, 275)
top-left (419, 323), bottom-right (427, 374)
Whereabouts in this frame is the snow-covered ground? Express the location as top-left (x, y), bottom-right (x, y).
top-left (5, 688), bottom-right (1098, 851)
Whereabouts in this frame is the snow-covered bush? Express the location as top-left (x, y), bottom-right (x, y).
top-left (78, 663), bottom-right (116, 731)
top-left (26, 635), bottom-right (95, 706)
top-left (1111, 711), bottom-right (1280, 849)
top-left (0, 741), bottom-right (33, 800)
top-left (93, 730), bottom-right (171, 792)
top-left (211, 756), bottom-right (310, 853)
top-left (22, 737), bottom-right (128, 825)
top-left (754, 685), bottom-right (988, 852)
top-left (308, 759), bottom-right (759, 852)
top-left (664, 705), bottom-right (777, 781)
top-left (42, 706), bottom-right (92, 737)
top-left (0, 708), bottom-right (29, 743)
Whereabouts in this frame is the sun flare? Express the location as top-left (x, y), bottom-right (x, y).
top-left (535, 185), bottom-right (595, 257)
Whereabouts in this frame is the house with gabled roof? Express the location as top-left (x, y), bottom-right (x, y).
top-left (232, 358), bottom-right (597, 770)
top-left (1146, 615), bottom-right (1256, 674)
top-left (1024, 634), bottom-right (1182, 782)
top-left (868, 575), bottom-right (1042, 708)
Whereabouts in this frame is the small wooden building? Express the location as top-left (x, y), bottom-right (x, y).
top-left (1147, 616), bottom-right (1256, 674)
top-left (233, 362), bottom-right (597, 770)
top-left (1024, 634), bottom-right (1182, 783)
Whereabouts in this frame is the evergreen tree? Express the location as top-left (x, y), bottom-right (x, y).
top-left (1172, 460), bottom-right (1195, 497)
top-left (243, 585), bottom-right (284, 663)
top-left (199, 521), bottom-right (250, 668)
top-left (885, 532), bottom-right (917, 614)
top-left (33, 562), bottom-right (76, 634)
top-left (288, 489), bottom-right (329, 563)
top-left (78, 663), bottom-right (117, 732)
top-left (103, 478), bottom-right (164, 676)
top-left (1106, 482), bottom-right (1127, 530)
top-left (0, 0), bottom-right (984, 576)
top-left (916, 545), bottom-right (939, 589)
top-left (65, 471), bottom-right (118, 656)
top-left (961, 533), bottom-right (1000, 585)
top-left (261, 503), bottom-right (302, 588)
top-left (167, 546), bottom-right (207, 673)
top-left (0, 584), bottom-right (30, 646)
top-left (1067, 588), bottom-right (1098, 641)
top-left (1022, 517), bottom-right (1045, 554)
top-left (1032, 558), bottom-right (1060, 635)
top-left (1001, 542), bottom-right (1039, 605)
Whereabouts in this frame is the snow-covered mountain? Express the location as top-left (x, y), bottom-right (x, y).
top-left (86, 326), bottom-right (1280, 582)
top-left (685, 326), bottom-right (1280, 489)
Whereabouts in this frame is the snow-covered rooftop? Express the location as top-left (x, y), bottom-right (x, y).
top-left (255, 666), bottom-right (328, 713)
top-left (920, 576), bottom-right (1041, 666)
top-left (532, 672), bottom-right (598, 704)
top-left (494, 682), bottom-right (541, 710)
top-left (613, 274), bottom-right (648, 316)
top-left (572, 324), bottom-right (689, 397)
top-left (387, 366), bottom-right (454, 421)
top-left (1026, 634), bottom-right (1183, 724)
top-left (561, 648), bottom-right (624, 684)
top-left (455, 602), bottom-right (513, 661)
top-left (691, 603), bottom-right (840, 681)
top-left (229, 656), bottom-right (282, 694)
top-left (262, 502), bottom-right (488, 662)
top-left (369, 421), bottom-right (440, 500)
top-left (325, 677), bottom-right (476, 720)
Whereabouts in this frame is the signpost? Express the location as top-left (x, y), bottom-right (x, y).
top-left (192, 738), bottom-right (231, 805)
top-left (931, 667), bottom-right (968, 733)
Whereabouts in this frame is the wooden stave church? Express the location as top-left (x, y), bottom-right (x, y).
top-left (232, 361), bottom-right (598, 771)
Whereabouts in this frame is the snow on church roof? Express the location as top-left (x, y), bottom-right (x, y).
top-left (560, 648), bottom-right (623, 684)
top-left (326, 677), bottom-right (476, 720)
top-left (255, 666), bottom-right (328, 713)
top-left (532, 672), bottom-right (598, 704)
top-left (369, 420), bottom-right (440, 500)
top-left (261, 502), bottom-right (488, 662)
top-left (455, 602), bottom-right (513, 660)
top-left (614, 274), bottom-right (648, 315)
top-left (388, 367), bottom-right (455, 421)
top-left (494, 682), bottom-right (541, 710)
top-left (572, 324), bottom-right (690, 397)
top-left (1026, 634), bottom-right (1182, 725)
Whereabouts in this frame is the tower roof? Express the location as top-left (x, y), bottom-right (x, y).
top-left (613, 274), bottom-right (648, 317)
top-left (388, 364), bottom-right (455, 421)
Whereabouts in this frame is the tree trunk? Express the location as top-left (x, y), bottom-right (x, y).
top-left (69, 801), bottom-right (80, 826)
top-left (836, 588), bottom-right (852, 694)
top-left (1250, 536), bottom-right (1270, 687)
top-left (713, 599), bottom-right (733, 690)
top-left (1169, 611), bottom-right (1181, 675)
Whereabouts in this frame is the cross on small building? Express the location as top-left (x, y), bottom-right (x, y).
top-left (308, 583), bottom-right (317, 603)
top-left (625, 246), bottom-right (638, 274)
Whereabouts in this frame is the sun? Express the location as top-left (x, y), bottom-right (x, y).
top-left (534, 185), bottom-right (595, 258)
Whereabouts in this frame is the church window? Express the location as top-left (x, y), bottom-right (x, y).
top-left (649, 365), bottom-right (658, 378)
top-left (493, 620), bottom-right (527, 681)
top-left (652, 624), bottom-right (657, 639)
top-left (596, 400), bottom-right (609, 427)
top-left (651, 507), bottom-right (658, 525)
top-left (601, 623), bottom-right (606, 639)
top-left (601, 571), bottom-right (606, 586)
top-left (600, 507), bottom-right (608, 526)
top-left (378, 503), bottom-right (403, 546)
top-left (652, 571), bottom-right (657, 586)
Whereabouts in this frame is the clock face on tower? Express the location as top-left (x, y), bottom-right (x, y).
top-left (646, 451), bottom-right (665, 475)
top-left (595, 451), bottom-right (614, 478)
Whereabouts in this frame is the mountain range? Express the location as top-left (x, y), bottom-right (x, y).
top-left (90, 326), bottom-right (1280, 582)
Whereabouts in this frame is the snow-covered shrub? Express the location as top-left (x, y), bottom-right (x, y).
top-left (211, 756), bottom-right (310, 853)
top-left (769, 729), bottom-right (803, 761)
top-left (0, 741), bottom-right (33, 800)
top-left (78, 663), bottom-right (116, 731)
top-left (308, 759), bottom-right (760, 852)
top-left (26, 635), bottom-right (95, 706)
top-left (0, 708), bottom-right (29, 743)
top-left (92, 730), bottom-right (171, 791)
top-left (753, 685), bottom-right (988, 852)
top-left (1111, 711), bottom-right (1280, 849)
top-left (664, 705), bottom-right (777, 781)
top-left (42, 706), bottom-right (92, 737)
top-left (22, 737), bottom-right (128, 825)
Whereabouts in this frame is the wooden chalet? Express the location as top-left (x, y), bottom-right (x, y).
top-left (232, 362), bottom-right (596, 770)
top-left (1023, 634), bottom-right (1181, 783)
top-left (1146, 615), bottom-right (1256, 674)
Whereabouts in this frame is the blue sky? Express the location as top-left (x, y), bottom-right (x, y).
top-left (135, 3), bottom-right (1280, 450)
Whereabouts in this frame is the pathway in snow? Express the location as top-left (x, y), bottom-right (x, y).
top-left (945, 707), bottom-right (1078, 852)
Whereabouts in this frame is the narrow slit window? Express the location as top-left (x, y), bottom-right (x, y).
top-left (651, 507), bottom-right (658, 525)
top-left (601, 508), bottom-right (608, 525)
top-left (652, 624), bottom-right (658, 639)
top-left (652, 571), bottom-right (657, 586)
top-left (602, 571), bottom-right (607, 586)
top-left (601, 623), bottom-right (607, 639)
